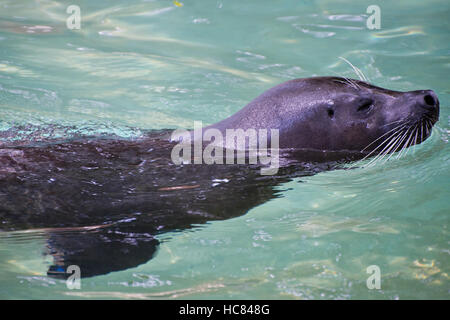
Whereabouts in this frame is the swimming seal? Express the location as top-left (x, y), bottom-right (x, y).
top-left (0, 77), bottom-right (439, 277)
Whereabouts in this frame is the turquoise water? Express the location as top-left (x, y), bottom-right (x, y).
top-left (0, 0), bottom-right (449, 299)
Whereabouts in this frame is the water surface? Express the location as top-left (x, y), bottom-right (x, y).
top-left (0, 0), bottom-right (449, 299)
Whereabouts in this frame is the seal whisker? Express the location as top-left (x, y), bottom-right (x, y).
top-left (337, 73), bottom-right (361, 90)
top-left (348, 125), bottom-right (406, 169)
top-left (382, 128), bottom-right (411, 164)
top-left (346, 77), bottom-right (361, 90)
top-left (361, 122), bottom-right (408, 152)
top-left (396, 127), bottom-right (415, 160)
top-left (423, 119), bottom-right (430, 140)
top-left (412, 123), bottom-right (420, 154)
top-left (407, 123), bottom-right (420, 154)
top-left (420, 120), bottom-right (424, 143)
top-left (360, 121), bottom-right (412, 165)
top-left (332, 73), bottom-right (359, 90)
top-left (398, 128), bottom-right (413, 158)
top-left (426, 119), bottom-right (432, 136)
top-left (370, 135), bottom-right (403, 166)
top-left (362, 133), bottom-right (396, 160)
top-left (365, 128), bottom-right (406, 167)
top-left (366, 130), bottom-right (405, 167)
top-left (381, 119), bottom-right (406, 128)
top-left (370, 127), bottom-right (410, 166)
top-left (339, 57), bottom-right (368, 82)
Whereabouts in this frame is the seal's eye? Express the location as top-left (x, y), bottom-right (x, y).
top-left (327, 108), bottom-right (335, 118)
top-left (357, 99), bottom-right (374, 112)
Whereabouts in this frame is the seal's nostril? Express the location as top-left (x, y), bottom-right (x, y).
top-left (424, 94), bottom-right (435, 107)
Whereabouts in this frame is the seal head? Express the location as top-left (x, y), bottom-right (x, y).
top-left (208, 77), bottom-right (439, 154)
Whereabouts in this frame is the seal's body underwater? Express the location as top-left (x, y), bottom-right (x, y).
top-left (0, 77), bottom-right (439, 277)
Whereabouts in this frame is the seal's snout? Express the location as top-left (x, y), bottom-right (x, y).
top-left (413, 90), bottom-right (440, 121)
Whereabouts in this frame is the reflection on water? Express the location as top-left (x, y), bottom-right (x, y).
top-left (0, 0), bottom-right (449, 299)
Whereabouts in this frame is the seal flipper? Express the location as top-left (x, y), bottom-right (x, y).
top-left (46, 227), bottom-right (159, 279)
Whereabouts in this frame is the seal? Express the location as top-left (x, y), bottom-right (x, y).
top-left (0, 77), bottom-right (440, 277)
top-left (205, 76), bottom-right (439, 153)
